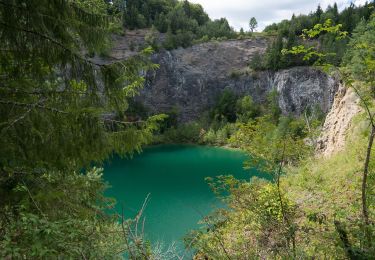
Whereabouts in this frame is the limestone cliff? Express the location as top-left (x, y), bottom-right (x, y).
top-left (140, 39), bottom-right (339, 122)
top-left (316, 84), bottom-right (361, 157)
top-left (96, 33), bottom-right (340, 123)
top-left (98, 33), bottom-right (358, 154)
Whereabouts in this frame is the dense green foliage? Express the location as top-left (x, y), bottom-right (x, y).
top-left (111, 0), bottom-right (235, 49)
top-left (2, 0), bottom-right (375, 258)
top-left (190, 12), bottom-right (375, 260)
top-left (187, 109), bottom-right (315, 258)
top-left (343, 14), bottom-right (375, 86)
top-left (0, 0), bottom-right (164, 258)
top-left (1, 168), bottom-right (125, 258)
top-left (250, 2), bottom-right (375, 71)
top-left (189, 118), bottom-right (372, 259)
top-left (156, 89), bottom-right (308, 149)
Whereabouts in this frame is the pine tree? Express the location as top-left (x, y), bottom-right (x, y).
top-left (266, 34), bottom-right (285, 70)
top-left (340, 3), bottom-right (356, 33)
top-left (0, 0), bottom-right (164, 257)
top-left (333, 2), bottom-right (339, 23)
top-left (315, 4), bottom-right (323, 23)
top-left (284, 29), bottom-right (298, 66)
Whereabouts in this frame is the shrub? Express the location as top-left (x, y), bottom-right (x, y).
top-left (249, 51), bottom-right (266, 71)
top-left (203, 129), bottom-right (217, 144)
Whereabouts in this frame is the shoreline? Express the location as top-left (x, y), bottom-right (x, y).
top-left (146, 142), bottom-right (244, 152)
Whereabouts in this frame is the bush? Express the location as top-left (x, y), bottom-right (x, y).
top-left (215, 127), bottom-right (228, 145)
top-left (201, 124), bottom-right (237, 146)
top-left (236, 95), bottom-right (261, 122)
top-left (192, 35), bottom-right (210, 44)
top-left (229, 70), bottom-right (242, 79)
top-left (162, 122), bottom-right (201, 143)
top-left (202, 129), bottom-right (217, 144)
top-left (144, 26), bottom-right (160, 51)
top-left (249, 51), bottom-right (266, 71)
top-left (210, 89), bottom-right (238, 123)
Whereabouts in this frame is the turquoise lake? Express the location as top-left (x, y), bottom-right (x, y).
top-left (103, 145), bottom-right (261, 251)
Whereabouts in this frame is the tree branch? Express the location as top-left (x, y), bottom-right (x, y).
top-left (0, 100), bottom-right (68, 114)
top-left (103, 118), bottom-right (146, 126)
top-left (351, 84), bottom-right (375, 127)
top-left (21, 180), bottom-right (46, 219)
top-left (0, 21), bottom-right (106, 69)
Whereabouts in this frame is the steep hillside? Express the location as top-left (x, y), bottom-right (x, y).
top-left (96, 33), bottom-right (340, 122)
top-left (142, 39), bottom-right (339, 122)
top-left (316, 84), bottom-right (362, 156)
top-left (97, 31), bottom-right (362, 153)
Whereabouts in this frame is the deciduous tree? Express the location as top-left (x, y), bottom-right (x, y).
top-left (249, 17), bottom-right (258, 32)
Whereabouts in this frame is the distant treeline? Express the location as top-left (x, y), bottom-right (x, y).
top-left (109, 0), bottom-right (236, 49)
top-left (250, 1), bottom-right (375, 70)
top-left (112, 1), bottom-right (375, 67)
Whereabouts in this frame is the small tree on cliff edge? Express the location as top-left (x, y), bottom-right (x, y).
top-left (249, 17), bottom-right (258, 32)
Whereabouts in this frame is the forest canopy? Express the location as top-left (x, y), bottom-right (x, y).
top-left (111, 0), bottom-right (235, 49)
top-left (250, 1), bottom-right (375, 70)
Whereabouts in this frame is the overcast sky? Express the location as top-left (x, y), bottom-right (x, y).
top-left (189, 0), bottom-right (368, 31)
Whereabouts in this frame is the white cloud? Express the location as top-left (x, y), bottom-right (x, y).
top-left (189, 0), bottom-right (368, 30)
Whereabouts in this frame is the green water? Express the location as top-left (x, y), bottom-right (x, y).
top-left (103, 144), bottom-right (260, 250)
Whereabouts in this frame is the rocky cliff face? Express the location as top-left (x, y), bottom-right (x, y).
top-left (139, 39), bottom-right (339, 122)
top-left (316, 84), bottom-right (361, 157)
top-left (99, 32), bottom-right (358, 155)
top-left (95, 33), bottom-right (340, 122)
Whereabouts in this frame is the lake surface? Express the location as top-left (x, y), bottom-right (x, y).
top-left (103, 144), bottom-right (261, 252)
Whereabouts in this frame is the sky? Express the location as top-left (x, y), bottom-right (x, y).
top-left (189, 0), bottom-right (369, 31)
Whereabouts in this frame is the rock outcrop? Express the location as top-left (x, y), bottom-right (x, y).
top-left (316, 84), bottom-right (361, 157)
top-left (98, 32), bottom-right (360, 155)
top-left (95, 32), bottom-right (340, 123)
top-left (139, 39), bottom-right (339, 122)
top-left (95, 29), bottom-right (363, 157)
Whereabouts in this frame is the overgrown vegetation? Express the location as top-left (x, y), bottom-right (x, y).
top-left (189, 11), bottom-right (375, 260)
top-left (0, 0), bottom-right (165, 258)
top-left (155, 88), bottom-right (318, 150)
top-left (249, 2), bottom-right (375, 71)
top-left (2, 0), bottom-right (375, 259)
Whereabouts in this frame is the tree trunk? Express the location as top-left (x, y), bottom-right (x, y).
top-left (275, 142), bottom-right (296, 258)
top-left (362, 124), bottom-right (375, 246)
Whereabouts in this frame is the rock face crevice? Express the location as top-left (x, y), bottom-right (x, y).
top-left (140, 39), bottom-right (339, 122)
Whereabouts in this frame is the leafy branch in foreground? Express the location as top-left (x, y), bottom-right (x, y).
top-left (283, 15), bottom-right (375, 257)
top-left (231, 115), bottom-right (309, 258)
top-left (188, 112), bottom-right (312, 258)
top-left (281, 19), bottom-right (348, 66)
